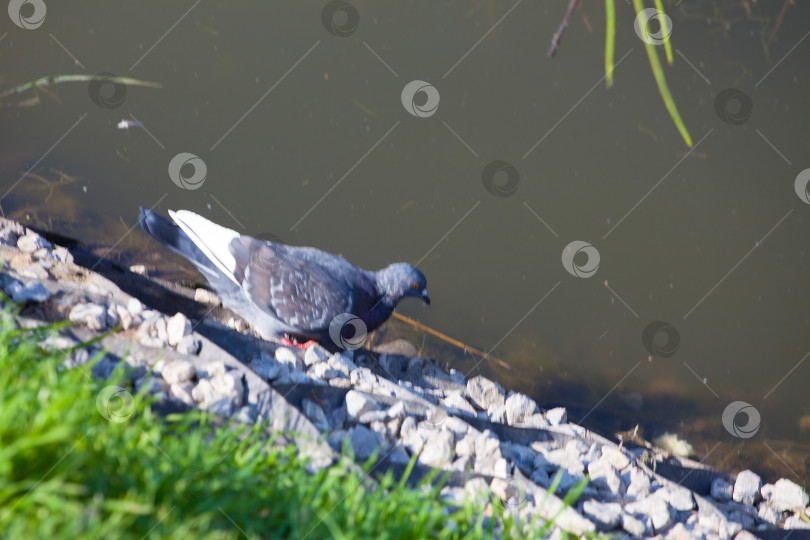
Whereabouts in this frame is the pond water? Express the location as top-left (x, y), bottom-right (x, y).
top-left (2, 1), bottom-right (809, 484)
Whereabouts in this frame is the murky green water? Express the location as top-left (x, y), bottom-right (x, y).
top-left (3, 1), bottom-right (809, 483)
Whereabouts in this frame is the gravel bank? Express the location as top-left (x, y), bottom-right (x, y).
top-left (1, 217), bottom-right (807, 538)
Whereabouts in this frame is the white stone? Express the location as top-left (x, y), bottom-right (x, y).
top-left (69, 303), bottom-right (107, 331)
top-left (17, 232), bottom-right (51, 252)
top-left (161, 359), bottom-right (196, 384)
top-left (275, 347), bottom-right (303, 371)
top-left (350, 425), bottom-right (381, 460)
top-left (711, 477), bottom-right (734, 502)
top-left (418, 430), bottom-right (454, 467)
top-left (166, 312), bottom-right (191, 346)
top-left (769, 478), bottom-right (809, 512)
top-left (345, 390), bottom-right (378, 420)
top-left (169, 383), bottom-right (195, 406)
top-left (176, 335), bottom-right (202, 355)
top-left (304, 345), bottom-right (329, 366)
top-left (545, 407), bottom-right (567, 426)
top-left (302, 398), bottom-right (330, 431)
top-left (466, 376), bottom-right (504, 410)
top-left (309, 362), bottom-right (341, 380)
top-left (582, 500), bottom-right (622, 530)
top-left (504, 392), bottom-right (537, 425)
top-left (733, 470), bottom-right (762, 506)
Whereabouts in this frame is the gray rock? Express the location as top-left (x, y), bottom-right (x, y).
top-left (582, 500), bottom-right (622, 530)
top-left (627, 468), bottom-right (652, 498)
top-left (327, 352), bottom-right (356, 377)
top-left (504, 392), bottom-right (537, 425)
top-left (545, 407), bottom-right (567, 426)
top-left (345, 390), bottom-right (378, 421)
top-left (769, 478), bottom-right (809, 512)
top-left (733, 470), bottom-right (762, 506)
top-left (17, 232), bottom-right (51, 252)
top-left (784, 514), bottom-right (810, 529)
top-left (357, 410), bottom-right (389, 425)
top-left (326, 429), bottom-right (348, 452)
top-left (350, 367), bottom-right (379, 391)
top-left (466, 375), bottom-right (505, 410)
top-left (248, 354), bottom-right (281, 381)
top-left (69, 303), bottom-right (107, 331)
top-left (7, 280), bottom-right (51, 303)
top-left (210, 371), bottom-right (244, 407)
top-left (387, 444), bottom-right (411, 465)
top-left (419, 430), bottom-right (454, 467)
top-left (625, 495), bottom-right (672, 532)
top-left (302, 398), bottom-right (330, 431)
top-left (530, 467), bottom-right (550, 487)
top-left (588, 457), bottom-right (624, 495)
top-left (521, 413), bottom-right (549, 428)
top-left (166, 312), bottom-right (191, 346)
top-left (656, 485), bottom-right (695, 511)
top-left (160, 359), bottom-right (196, 384)
top-left (350, 425), bottom-right (381, 460)
top-left (304, 344), bottom-right (329, 366)
top-left (387, 401), bottom-right (406, 419)
top-left (197, 361), bottom-right (226, 380)
top-left (50, 245), bottom-right (74, 264)
top-left (126, 297), bottom-right (144, 316)
top-left (309, 362), bottom-right (341, 380)
top-left (757, 501), bottom-right (781, 525)
top-left (440, 391), bottom-right (476, 415)
top-left (154, 316), bottom-right (169, 344)
top-left (711, 477), bottom-right (734, 502)
top-left (275, 347), bottom-right (304, 371)
top-left (169, 382), bottom-right (195, 406)
top-left (176, 334), bottom-right (202, 355)
top-left (328, 377), bottom-right (351, 389)
top-left (456, 434), bottom-right (476, 457)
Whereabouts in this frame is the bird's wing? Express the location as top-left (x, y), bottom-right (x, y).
top-left (230, 237), bottom-right (357, 332)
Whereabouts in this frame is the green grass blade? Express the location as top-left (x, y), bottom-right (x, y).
top-left (653, 0), bottom-right (674, 65)
top-left (632, 0), bottom-right (693, 147)
top-left (605, 0), bottom-right (616, 88)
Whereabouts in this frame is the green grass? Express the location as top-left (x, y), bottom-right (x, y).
top-left (0, 300), bottom-right (595, 539)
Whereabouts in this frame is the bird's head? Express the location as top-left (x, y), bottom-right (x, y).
top-left (377, 262), bottom-right (430, 306)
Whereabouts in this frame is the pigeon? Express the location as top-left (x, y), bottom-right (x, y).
top-left (138, 208), bottom-right (429, 349)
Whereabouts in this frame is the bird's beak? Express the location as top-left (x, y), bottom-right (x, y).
top-left (421, 289), bottom-right (430, 305)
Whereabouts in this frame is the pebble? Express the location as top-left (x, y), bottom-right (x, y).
top-left (582, 500), bottom-right (622, 530)
top-left (176, 334), bottom-right (202, 355)
top-left (733, 470), bottom-right (762, 506)
top-left (768, 478), bottom-right (809, 512)
top-left (710, 477), bottom-right (733, 502)
top-left (17, 232), bottom-right (51, 252)
top-left (160, 359), bottom-right (196, 384)
top-left (302, 398), bottom-right (330, 431)
top-left (327, 352), bottom-right (356, 376)
top-left (625, 495), bottom-right (671, 532)
top-left (418, 430), bottom-right (455, 468)
top-left (345, 390), bottom-right (378, 421)
top-left (69, 303), bottom-right (107, 331)
top-left (545, 407), bottom-right (567, 426)
top-left (275, 347), bottom-right (303, 371)
top-left (166, 312), bottom-right (191, 346)
top-left (304, 345), bottom-right (329, 366)
top-left (248, 354), bottom-right (281, 381)
top-left (466, 375), bottom-right (505, 410)
top-left (309, 362), bottom-right (341, 380)
top-left (504, 392), bottom-right (537, 425)
top-left (169, 383), bottom-right (195, 406)
top-left (440, 391), bottom-right (476, 415)
top-left (7, 280), bottom-right (51, 303)
top-left (350, 425), bottom-right (381, 460)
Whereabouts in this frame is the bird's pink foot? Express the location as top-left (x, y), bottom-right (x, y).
top-left (280, 335), bottom-right (317, 349)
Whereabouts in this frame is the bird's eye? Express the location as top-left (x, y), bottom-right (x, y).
top-left (411, 282), bottom-right (419, 289)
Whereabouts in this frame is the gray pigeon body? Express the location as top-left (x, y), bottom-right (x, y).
top-left (139, 208), bottom-right (429, 348)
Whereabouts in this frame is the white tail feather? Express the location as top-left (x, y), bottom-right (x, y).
top-left (169, 210), bottom-right (240, 285)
